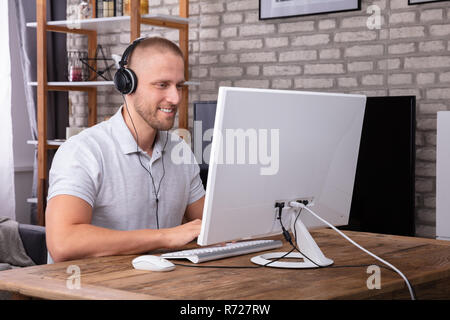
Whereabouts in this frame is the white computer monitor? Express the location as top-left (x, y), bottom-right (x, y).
top-left (197, 87), bottom-right (366, 268)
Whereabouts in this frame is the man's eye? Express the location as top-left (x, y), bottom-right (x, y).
top-left (154, 83), bottom-right (184, 90)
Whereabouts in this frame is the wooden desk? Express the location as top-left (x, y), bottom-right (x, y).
top-left (1, 229), bottom-right (450, 300)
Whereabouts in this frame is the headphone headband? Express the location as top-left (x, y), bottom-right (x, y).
top-left (114, 37), bottom-right (147, 95)
top-left (119, 37), bottom-right (147, 68)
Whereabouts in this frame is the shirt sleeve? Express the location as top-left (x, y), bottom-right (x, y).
top-left (47, 137), bottom-right (102, 207)
top-left (181, 137), bottom-right (205, 205)
top-left (169, 132), bottom-right (205, 205)
top-left (188, 161), bottom-right (206, 205)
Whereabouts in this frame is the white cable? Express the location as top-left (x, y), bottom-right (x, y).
top-left (289, 201), bottom-right (416, 300)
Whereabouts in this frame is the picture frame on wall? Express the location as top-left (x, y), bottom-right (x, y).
top-left (409, 0), bottom-right (450, 4)
top-left (259, 0), bottom-right (361, 20)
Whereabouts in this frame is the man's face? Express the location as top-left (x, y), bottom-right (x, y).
top-left (130, 50), bottom-right (185, 131)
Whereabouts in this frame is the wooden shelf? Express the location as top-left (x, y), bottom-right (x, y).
top-left (32, 0), bottom-right (191, 226)
top-left (26, 14), bottom-right (189, 32)
top-left (27, 198), bottom-right (38, 204)
top-left (27, 139), bottom-right (65, 146)
top-left (27, 140), bottom-right (65, 150)
top-left (28, 81), bottom-right (113, 87)
top-left (28, 81), bottom-right (199, 87)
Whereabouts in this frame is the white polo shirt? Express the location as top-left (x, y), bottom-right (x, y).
top-left (47, 106), bottom-right (205, 231)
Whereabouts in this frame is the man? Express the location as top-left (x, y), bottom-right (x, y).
top-left (46, 37), bottom-right (205, 263)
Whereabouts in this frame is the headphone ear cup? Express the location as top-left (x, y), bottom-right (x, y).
top-left (113, 68), bottom-right (129, 94)
top-left (114, 67), bottom-right (138, 95)
top-left (125, 68), bottom-right (138, 94)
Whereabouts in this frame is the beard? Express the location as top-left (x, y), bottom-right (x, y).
top-left (133, 97), bottom-right (177, 131)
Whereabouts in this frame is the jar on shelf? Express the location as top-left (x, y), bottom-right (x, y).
top-left (66, 3), bottom-right (78, 21)
top-left (67, 51), bottom-right (89, 82)
top-left (67, 0), bottom-right (92, 20)
top-left (124, 0), bottom-right (149, 15)
top-left (78, 0), bottom-right (93, 19)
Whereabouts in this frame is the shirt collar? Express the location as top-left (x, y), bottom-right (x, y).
top-left (111, 105), bottom-right (167, 158)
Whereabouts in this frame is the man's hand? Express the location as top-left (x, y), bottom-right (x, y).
top-left (162, 219), bottom-right (202, 249)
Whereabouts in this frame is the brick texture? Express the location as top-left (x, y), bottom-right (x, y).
top-left (67, 0), bottom-right (450, 238)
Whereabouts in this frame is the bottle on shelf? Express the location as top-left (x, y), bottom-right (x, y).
top-left (124, 0), bottom-right (149, 15)
top-left (78, 0), bottom-right (93, 19)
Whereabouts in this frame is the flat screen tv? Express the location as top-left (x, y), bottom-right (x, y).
top-left (193, 95), bottom-right (416, 236)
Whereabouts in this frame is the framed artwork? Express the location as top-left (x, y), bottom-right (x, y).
top-left (259, 0), bottom-right (361, 20)
top-left (409, 0), bottom-right (450, 4)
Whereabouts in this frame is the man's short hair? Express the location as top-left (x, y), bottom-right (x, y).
top-left (128, 36), bottom-right (184, 68)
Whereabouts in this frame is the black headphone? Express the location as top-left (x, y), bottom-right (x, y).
top-left (113, 37), bottom-right (146, 95)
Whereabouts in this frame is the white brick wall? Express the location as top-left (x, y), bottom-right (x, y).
top-left (67, 0), bottom-right (450, 238)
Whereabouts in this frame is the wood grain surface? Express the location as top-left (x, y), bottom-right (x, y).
top-left (1, 229), bottom-right (450, 300)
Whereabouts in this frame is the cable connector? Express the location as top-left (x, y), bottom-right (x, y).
top-left (282, 229), bottom-right (292, 244)
top-left (274, 202), bottom-right (293, 244)
top-left (275, 202), bottom-right (285, 219)
top-left (300, 199), bottom-right (309, 206)
top-left (289, 201), bottom-right (306, 209)
top-left (275, 202), bottom-right (285, 209)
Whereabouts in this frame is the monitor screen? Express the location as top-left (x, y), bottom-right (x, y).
top-left (197, 87), bottom-right (366, 249)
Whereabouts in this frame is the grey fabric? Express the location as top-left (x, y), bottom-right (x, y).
top-left (0, 217), bottom-right (35, 268)
top-left (18, 224), bottom-right (47, 265)
top-left (0, 263), bottom-right (12, 271)
top-left (0, 289), bottom-right (12, 300)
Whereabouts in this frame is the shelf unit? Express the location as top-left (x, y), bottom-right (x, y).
top-left (30, 0), bottom-right (190, 226)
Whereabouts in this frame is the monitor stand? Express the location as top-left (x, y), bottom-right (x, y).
top-left (251, 211), bottom-right (334, 269)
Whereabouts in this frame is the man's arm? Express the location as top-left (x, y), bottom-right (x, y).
top-left (184, 195), bottom-right (205, 222)
top-left (46, 194), bottom-right (201, 262)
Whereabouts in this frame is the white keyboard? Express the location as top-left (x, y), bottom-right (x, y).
top-left (161, 239), bottom-right (283, 263)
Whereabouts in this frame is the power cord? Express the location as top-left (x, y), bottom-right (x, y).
top-left (288, 201), bottom-right (417, 300)
top-left (169, 200), bottom-right (417, 299)
top-left (170, 205), bottom-right (308, 270)
top-left (276, 202), bottom-right (324, 268)
top-left (171, 204), bottom-right (298, 270)
top-left (279, 205), bottom-right (405, 274)
top-left (173, 247), bottom-right (297, 269)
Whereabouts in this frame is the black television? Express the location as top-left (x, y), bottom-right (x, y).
top-left (346, 96), bottom-right (416, 236)
top-left (193, 96), bottom-right (416, 237)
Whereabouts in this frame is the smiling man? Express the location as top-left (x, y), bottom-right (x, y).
top-left (45, 37), bottom-right (205, 263)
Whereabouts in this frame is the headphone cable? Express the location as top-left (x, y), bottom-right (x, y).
top-left (121, 95), bottom-right (168, 229)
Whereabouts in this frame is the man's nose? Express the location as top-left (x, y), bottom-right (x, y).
top-left (166, 85), bottom-right (181, 105)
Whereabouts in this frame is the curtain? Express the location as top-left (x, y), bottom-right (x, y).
top-left (0, 0), bottom-right (16, 220)
top-left (14, 0), bottom-right (67, 224)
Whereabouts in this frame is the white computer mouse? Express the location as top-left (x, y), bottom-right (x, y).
top-left (132, 255), bottom-right (175, 272)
